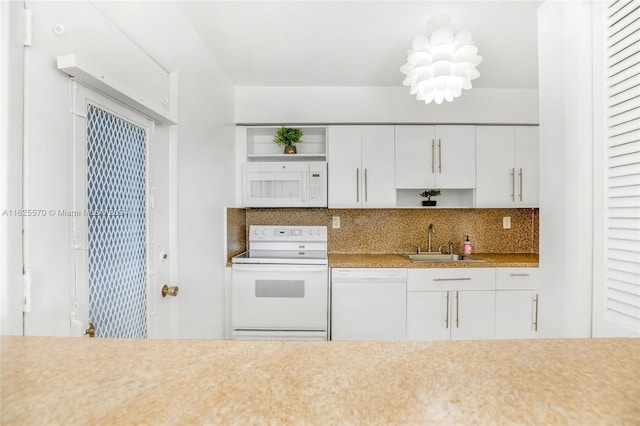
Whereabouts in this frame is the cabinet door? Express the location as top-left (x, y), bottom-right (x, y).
top-left (395, 125), bottom-right (436, 188)
top-left (332, 281), bottom-right (407, 341)
top-left (407, 291), bottom-right (451, 341)
top-left (476, 126), bottom-right (516, 207)
top-left (515, 126), bottom-right (539, 207)
top-left (361, 126), bottom-right (396, 207)
top-left (496, 291), bottom-right (539, 339)
top-left (435, 125), bottom-right (476, 188)
top-left (328, 126), bottom-right (362, 207)
top-left (450, 291), bottom-right (496, 341)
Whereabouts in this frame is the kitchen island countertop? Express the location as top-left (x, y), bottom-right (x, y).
top-left (329, 252), bottom-right (539, 268)
top-left (2, 336), bottom-right (637, 425)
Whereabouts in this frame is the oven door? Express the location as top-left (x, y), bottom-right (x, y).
top-left (231, 264), bottom-right (329, 339)
top-left (242, 162), bottom-right (309, 207)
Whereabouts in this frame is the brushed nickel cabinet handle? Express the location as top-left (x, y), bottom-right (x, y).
top-left (433, 277), bottom-right (472, 282)
top-left (455, 290), bottom-right (459, 328)
top-left (438, 139), bottom-right (442, 173)
top-left (510, 273), bottom-right (530, 277)
top-left (445, 291), bottom-right (450, 329)
top-left (510, 168), bottom-right (515, 201)
top-left (519, 168), bottom-right (523, 202)
top-left (533, 293), bottom-right (539, 332)
top-left (431, 139), bottom-right (435, 174)
top-left (356, 168), bottom-right (360, 203)
top-left (364, 168), bottom-right (368, 202)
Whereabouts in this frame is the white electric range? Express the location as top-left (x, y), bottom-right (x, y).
top-left (231, 225), bottom-right (328, 340)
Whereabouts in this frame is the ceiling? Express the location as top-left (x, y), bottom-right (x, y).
top-left (177, 0), bottom-right (542, 89)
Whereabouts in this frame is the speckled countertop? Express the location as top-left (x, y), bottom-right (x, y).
top-left (329, 253), bottom-right (539, 268)
top-left (2, 336), bottom-right (638, 425)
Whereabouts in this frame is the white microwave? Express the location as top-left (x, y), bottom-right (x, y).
top-left (242, 161), bottom-right (327, 207)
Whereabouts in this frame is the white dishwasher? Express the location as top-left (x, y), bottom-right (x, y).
top-left (331, 268), bottom-right (407, 341)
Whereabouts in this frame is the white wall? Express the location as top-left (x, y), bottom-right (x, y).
top-left (537, 0), bottom-right (593, 338)
top-left (235, 87), bottom-right (538, 124)
top-left (14, 0), bottom-right (235, 339)
top-left (0, 0), bottom-right (25, 335)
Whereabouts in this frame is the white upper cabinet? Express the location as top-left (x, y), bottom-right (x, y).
top-left (476, 126), bottom-right (539, 207)
top-left (395, 125), bottom-right (476, 189)
top-left (328, 125), bottom-right (395, 208)
top-left (515, 127), bottom-right (539, 207)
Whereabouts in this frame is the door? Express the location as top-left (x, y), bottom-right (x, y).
top-left (496, 291), bottom-right (539, 339)
top-left (407, 291), bottom-right (451, 341)
top-left (435, 125), bottom-right (476, 189)
top-left (515, 127), bottom-right (539, 207)
top-left (242, 162), bottom-right (308, 207)
top-left (395, 125), bottom-right (436, 188)
top-left (231, 264), bottom-right (329, 331)
top-left (450, 291), bottom-right (496, 340)
top-left (332, 280), bottom-right (406, 341)
top-left (328, 126), bottom-right (362, 207)
top-left (72, 85), bottom-right (156, 338)
top-left (476, 126), bottom-right (516, 207)
top-left (361, 126), bottom-right (396, 207)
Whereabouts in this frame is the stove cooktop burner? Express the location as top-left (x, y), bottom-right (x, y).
top-left (232, 249), bottom-right (328, 265)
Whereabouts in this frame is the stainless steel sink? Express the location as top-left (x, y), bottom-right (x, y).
top-left (403, 253), bottom-right (486, 262)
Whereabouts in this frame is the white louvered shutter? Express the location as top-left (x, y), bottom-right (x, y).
top-left (604, 0), bottom-right (640, 332)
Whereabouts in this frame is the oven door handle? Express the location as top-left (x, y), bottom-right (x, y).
top-left (232, 265), bottom-right (328, 273)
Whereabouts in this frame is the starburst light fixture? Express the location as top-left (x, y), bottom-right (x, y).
top-left (400, 23), bottom-right (483, 105)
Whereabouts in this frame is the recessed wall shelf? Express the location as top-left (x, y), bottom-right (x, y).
top-left (245, 126), bottom-right (327, 161)
top-left (396, 188), bottom-right (475, 208)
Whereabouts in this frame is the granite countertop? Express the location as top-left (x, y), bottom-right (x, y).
top-left (2, 336), bottom-right (637, 425)
top-left (329, 252), bottom-right (539, 268)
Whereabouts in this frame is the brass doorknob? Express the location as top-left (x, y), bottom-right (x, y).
top-left (162, 284), bottom-right (179, 297)
top-left (85, 322), bottom-right (95, 338)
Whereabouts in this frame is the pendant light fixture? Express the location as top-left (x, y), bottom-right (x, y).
top-left (400, 19), bottom-right (482, 105)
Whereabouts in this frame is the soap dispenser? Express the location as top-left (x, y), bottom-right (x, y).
top-left (463, 236), bottom-right (472, 255)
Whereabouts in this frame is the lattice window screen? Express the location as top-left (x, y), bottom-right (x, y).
top-left (604, 0), bottom-right (640, 331)
top-left (87, 104), bottom-right (147, 338)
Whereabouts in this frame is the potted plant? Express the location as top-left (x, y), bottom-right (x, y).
top-left (273, 126), bottom-right (304, 154)
top-left (419, 189), bottom-right (441, 206)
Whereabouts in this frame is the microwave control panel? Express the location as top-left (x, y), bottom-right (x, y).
top-left (309, 172), bottom-right (323, 201)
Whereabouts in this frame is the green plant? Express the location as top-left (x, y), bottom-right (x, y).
top-left (273, 126), bottom-right (304, 146)
top-left (419, 189), bottom-right (441, 201)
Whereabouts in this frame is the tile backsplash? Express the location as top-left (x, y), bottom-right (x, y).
top-left (228, 208), bottom-right (539, 257)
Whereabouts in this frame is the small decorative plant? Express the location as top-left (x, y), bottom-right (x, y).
top-left (273, 126), bottom-right (304, 154)
top-left (419, 189), bottom-right (441, 206)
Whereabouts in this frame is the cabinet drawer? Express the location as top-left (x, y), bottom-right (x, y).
top-left (496, 268), bottom-right (540, 290)
top-left (407, 268), bottom-right (495, 291)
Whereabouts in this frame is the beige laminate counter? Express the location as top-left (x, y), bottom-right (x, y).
top-left (329, 253), bottom-right (539, 268)
top-left (2, 336), bottom-right (638, 425)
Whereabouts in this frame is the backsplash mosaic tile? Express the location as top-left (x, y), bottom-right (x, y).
top-left (226, 208), bottom-right (247, 260)
top-left (234, 208), bottom-right (539, 255)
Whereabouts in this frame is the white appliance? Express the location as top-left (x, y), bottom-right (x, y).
top-left (331, 268), bottom-right (407, 341)
top-left (242, 161), bottom-right (327, 207)
top-left (231, 225), bottom-right (329, 340)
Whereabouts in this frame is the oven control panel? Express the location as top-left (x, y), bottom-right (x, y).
top-left (249, 226), bottom-right (327, 242)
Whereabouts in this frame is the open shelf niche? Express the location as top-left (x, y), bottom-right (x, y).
top-left (396, 188), bottom-right (475, 208)
top-left (246, 126), bottom-right (327, 161)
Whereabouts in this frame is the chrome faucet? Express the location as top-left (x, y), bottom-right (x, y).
top-left (449, 241), bottom-right (454, 254)
top-left (427, 224), bottom-right (435, 252)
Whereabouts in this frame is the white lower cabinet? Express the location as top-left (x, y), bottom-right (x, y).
top-left (407, 268), bottom-right (496, 341)
top-left (331, 268), bottom-right (407, 341)
top-left (495, 268), bottom-right (540, 339)
top-left (331, 266), bottom-right (539, 341)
